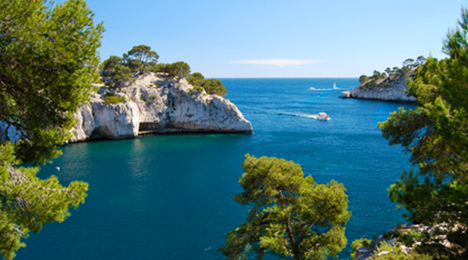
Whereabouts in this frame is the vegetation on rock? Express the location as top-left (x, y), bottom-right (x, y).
top-left (187, 72), bottom-right (227, 96)
top-left (103, 92), bottom-right (126, 105)
top-left (100, 46), bottom-right (228, 96)
top-left (101, 55), bottom-right (135, 88)
top-left (0, 0), bottom-right (103, 258)
top-left (220, 155), bottom-right (350, 260)
top-left (153, 61), bottom-right (191, 81)
top-left (124, 45), bottom-right (159, 74)
top-left (100, 45), bottom-right (160, 88)
top-left (370, 241), bottom-right (432, 260)
top-left (350, 238), bottom-right (373, 259)
top-left (358, 56), bottom-right (426, 89)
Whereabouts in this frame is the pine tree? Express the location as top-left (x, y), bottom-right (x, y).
top-left (0, 0), bottom-right (103, 258)
top-left (379, 8), bottom-right (468, 259)
top-left (220, 155), bottom-right (350, 260)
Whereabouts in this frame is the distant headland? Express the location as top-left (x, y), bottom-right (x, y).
top-left (341, 56), bottom-right (426, 102)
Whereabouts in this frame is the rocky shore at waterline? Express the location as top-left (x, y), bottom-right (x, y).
top-left (70, 73), bottom-right (252, 142)
top-left (341, 75), bottom-right (417, 102)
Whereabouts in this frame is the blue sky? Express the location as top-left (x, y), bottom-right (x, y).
top-left (83, 0), bottom-right (466, 78)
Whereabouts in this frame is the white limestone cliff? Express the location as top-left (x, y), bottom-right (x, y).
top-left (69, 73), bottom-right (252, 142)
top-left (350, 76), bottom-right (417, 102)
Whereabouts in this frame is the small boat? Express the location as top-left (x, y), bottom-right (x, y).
top-left (316, 112), bottom-right (331, 121)
top-left (333, 82), bottom-right (339, 90)
top-left (308, 87), bottom-right (316, 91)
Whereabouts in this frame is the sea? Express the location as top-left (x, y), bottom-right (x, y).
top-left (17, 78), bottom-right (415, 260)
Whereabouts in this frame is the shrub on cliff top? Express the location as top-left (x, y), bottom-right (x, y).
top-left (153, 61), bottom-right (191, 81)
top-left (123, 44), bottom-right (159, 74)
top-left (188, 72), bottom-right (227, 96)
top-left (359, 56), bottom-right (426, 88)
top-left (103, 92), bottom-right (126, 105)
top-left (101, 45), bottom-right (159, 87)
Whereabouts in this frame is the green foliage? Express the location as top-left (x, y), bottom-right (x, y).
top-left (378, 8), bottom-right (468, 259)
top-left (187, 72), bottom-right (227, 96)
top-left (101, 44), bottom-right (159, 84)
top-left (371, 242), bottom-right (433, 260)
top-left (219, 155), bottom-right (351, 260)
top-left (202, 78), bottom-right (227, 96)
top-left (100, 56), bottom-right (135, 88)
top-left (102, 92), bottom-right (126, 105)
top-left (111, 65), bottom-right (135, 88)
top-left (359, 75), bottom-right (369, 84)
top-left (194, 86), bottom-right (204, 93)
top-left (101, 55), bottom-right (124, 76)
top-left (101, 45), bottom-right (162, 87)
top-left (123, 44), bottom-right (159, 74)
top-left (0, 0), bottom-right (101, 258)
top-left (149, 63), bottom-right (166, 74)
top-left (171, 61), bottom-right (191, 80)
top-left (188, 72), bottom-right (205, 86)
top-left (0, 143), bottom-right (89, 260)
top-left (152, 61), bottom-right (191, 81)
top-left (0, 0), bottom-right (104, 165)
top-left (359, 56), bottom-right (426, 88)
top-left (350, 238), bottom-right (373, 258)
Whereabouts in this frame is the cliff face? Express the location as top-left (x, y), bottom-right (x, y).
top-left (350, 76), bottom-right (417, 102)
top-left (70, 73), bottom-right (252, 142)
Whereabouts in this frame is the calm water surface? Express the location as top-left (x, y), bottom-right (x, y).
top-left (18, 78), bottom-right (415, 259)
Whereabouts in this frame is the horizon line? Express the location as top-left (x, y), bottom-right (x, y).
top-left (206, 76), bottom-right (359, 79)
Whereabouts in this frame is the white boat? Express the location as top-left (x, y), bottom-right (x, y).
top-left (333, 82), bottom-right (339, 90)
top-left (316, 112), bottom-right (331, 121)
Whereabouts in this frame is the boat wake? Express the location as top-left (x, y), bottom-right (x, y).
top-left (284, 112), bottom-right (331, 121)
top-left (308, 87), bottom-right (333, 91)
top-left (253, 110), bottom-right (330, 120)
top-left (308, 83), bottom-right (342, 91)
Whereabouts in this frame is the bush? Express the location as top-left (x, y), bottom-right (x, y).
top-left (103, 92), bottom-right (126, 105)
top-left (112, 65), bottom-right (134, 88)
top-left (350, 238), bottom-right (373, 259)
top-left (151, 61), bottom-right (190, 80)
top-left (202, 78), bottom-right (227, 96)
top-left (372, 241), bottom-right (432, 260)
top-left (188, 72), bottom-right (205, 86)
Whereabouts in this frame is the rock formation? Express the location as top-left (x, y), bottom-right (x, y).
top-left (347, 76), bottom-right (417, 102)
top-left (69, 73), bottom-right (252, 142)
top-left (353, 223), bottom-right (452, 259)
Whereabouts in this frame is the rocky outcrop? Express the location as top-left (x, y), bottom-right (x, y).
top-left (341, 91), bottom-right (352, 98)
top-left (349, 76), bottom-right (417, 102)
top-left (69, 73), bottom-right (252, 142)
top-left (352, 223), bottom-right (456, 259)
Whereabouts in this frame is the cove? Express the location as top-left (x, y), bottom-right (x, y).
top-left (17, 78), bottom-right (415, 259)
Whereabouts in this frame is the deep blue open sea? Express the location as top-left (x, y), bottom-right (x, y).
top-left (17, 78), bottom-right (415, 259)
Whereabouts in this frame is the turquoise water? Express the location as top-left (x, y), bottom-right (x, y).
top-left (18, 78), bottom-right (414, 259)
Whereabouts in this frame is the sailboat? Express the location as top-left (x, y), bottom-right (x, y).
top-left (333, 82), bottom-right (339, 90)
